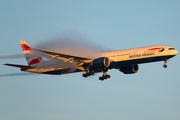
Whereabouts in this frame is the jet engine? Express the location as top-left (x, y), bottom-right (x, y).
top-left (119, 64), bottom-right (139, 74)
top-left (92, 57), bottom-right (110, 69)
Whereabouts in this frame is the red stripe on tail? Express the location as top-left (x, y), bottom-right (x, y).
top-left (28, 57), bottom-right (42, 66)
top-left (21, 44), bottom-right (34, 52)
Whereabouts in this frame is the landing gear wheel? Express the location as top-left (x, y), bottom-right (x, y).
top-left (99, 77), bottom-right (104, 81)
top-left (163, 64), bottom-right (167, 68)
top-left (82, 74), bottom-right (87, 77)
top-left (106, 75), bottom-right (110, 78)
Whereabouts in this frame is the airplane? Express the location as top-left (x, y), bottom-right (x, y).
top-left (4, 40), bottom-right (178, 80)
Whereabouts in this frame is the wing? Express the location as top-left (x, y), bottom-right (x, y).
top-left (26, 47), bottom-right (93, 63)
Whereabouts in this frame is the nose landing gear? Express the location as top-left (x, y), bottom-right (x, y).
top-left (163, 59), bottom-right (169, 68)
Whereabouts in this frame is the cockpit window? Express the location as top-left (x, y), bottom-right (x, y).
top-left (169, 48), bottom-right (175, 50)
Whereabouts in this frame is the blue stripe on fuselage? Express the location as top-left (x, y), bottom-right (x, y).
top-left (108, 55), bottom-right (175, 69)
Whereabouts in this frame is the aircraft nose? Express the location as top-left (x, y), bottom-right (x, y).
top-left (175, 50), bottom-right (178, 55)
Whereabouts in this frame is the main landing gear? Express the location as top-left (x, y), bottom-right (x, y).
top-left (99, 71), bottom-right (111, 81)
top-left (99, 74), bottom-right (110, 81)
top-left (82, 70), bottom-right (111, 81)
top-left (82, 71), bottom-right (94, 78)
top-left (163, 59), bottom-right (169, 68)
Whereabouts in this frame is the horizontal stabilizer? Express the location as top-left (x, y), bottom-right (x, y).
top-left (4, 64), bottom-right (35, 69)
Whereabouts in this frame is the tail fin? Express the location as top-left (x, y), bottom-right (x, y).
top-left (20, 40), bottom-right (44, 66)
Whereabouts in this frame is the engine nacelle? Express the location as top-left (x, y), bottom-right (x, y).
top-left (119, 64), bottom-right (139, 74)
top-left (92, 57), bottom-right (110, 69)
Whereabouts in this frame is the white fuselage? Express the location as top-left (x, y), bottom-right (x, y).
top-left (102, 45), bottom-right (177, 62)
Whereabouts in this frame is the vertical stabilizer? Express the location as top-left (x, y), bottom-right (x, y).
top-left (20, 40), bottom-right (44, 66)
